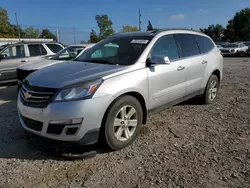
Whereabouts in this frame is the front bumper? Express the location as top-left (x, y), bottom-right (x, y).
top-left (17, 93), bottom-right (113, 144)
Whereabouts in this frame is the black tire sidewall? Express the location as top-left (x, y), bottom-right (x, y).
top-left (104, 95), bottom-right (143, 150)
top-left (204, 75), bottom-right (219, 104)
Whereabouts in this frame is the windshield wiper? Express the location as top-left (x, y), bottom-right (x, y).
top-left (82, 59), bottom-right (114, 65)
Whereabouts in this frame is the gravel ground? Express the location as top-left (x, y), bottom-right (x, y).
top-left (0, 57), bottom-right (250, 188)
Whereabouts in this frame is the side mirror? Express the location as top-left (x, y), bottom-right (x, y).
top-left (69, 51), bottom-right (77, 58)
top-left (148, 56), bottom-right (170, 65)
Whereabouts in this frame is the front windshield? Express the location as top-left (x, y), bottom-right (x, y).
top-left (52, 46), bottom-right (85, 60)
top-left (75, 35), bottom-right (153, 65)
top-left (226, 44), bottom-right (238, 48)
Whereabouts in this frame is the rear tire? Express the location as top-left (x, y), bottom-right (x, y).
top-left (202, 75), bottom-right (219, 104)
top-left (102, 95), bottom-right (143, 150)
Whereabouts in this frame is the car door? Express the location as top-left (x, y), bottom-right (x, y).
top-left (27, 44), bottom-right (48, 62)
top-left (0, 44), bottom-right (28, 82)
top-left (174, 34), bottom-right (205, 96)
top-left (147, 34), bottom-right (186, 110)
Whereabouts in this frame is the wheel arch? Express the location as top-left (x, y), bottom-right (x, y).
top-left (98, 91), bottom-right (148, 142)
top-left (211, 69), bottom-right (221, 82)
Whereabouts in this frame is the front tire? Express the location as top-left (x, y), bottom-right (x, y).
top-left (202, 75), bottom-right (219, 104)
top-left (103, 95), bottom-right (143, 150)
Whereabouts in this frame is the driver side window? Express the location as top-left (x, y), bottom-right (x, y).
top-left (151, 35), bottom-right (179, 61)
top-left (1, 45), bottom-right (25, 59)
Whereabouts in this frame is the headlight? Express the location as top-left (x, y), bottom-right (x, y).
top-left (54, 79), bottom-right (102, 101)
top-left (231, 49), bottom-right (235, 52)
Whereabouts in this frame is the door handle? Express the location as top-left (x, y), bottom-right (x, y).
top-left (21, 60), bottom-right (27, 63)
top-left (177, 66), bottom-right (185, 71)
top-left (202, 60), bottom-right (208, 64)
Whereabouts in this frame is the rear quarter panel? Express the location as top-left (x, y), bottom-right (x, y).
top-left (202, 48), bottom-right (223, 88)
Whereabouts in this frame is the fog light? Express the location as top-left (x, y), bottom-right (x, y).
top-left (66, 127), bottom-right (78, 135)
top-left (50, 118), bottom-right (83, 125)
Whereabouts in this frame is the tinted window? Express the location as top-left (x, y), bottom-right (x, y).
top-left (46, 44), bottom-right (64, 53)
top-left (174, 34), bottom-right (200, 58)
top-left (151, 35), bottom-right (179, 61)
top-left (76, 36), bottom-right (153, 65)
top-left (91, 44), bottom-right (119, 58)
top-left (195, 35), bottom-right (214, 53)
top-left (28, 44), bottom-right (47, 56)
top-left (1, 45), bottom-right (25, 59)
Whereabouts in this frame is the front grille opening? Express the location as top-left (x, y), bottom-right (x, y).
top-left (66, 127), bottom-right (78, 135)
top-left (21, 116), bottom-right (43, 131)
top-left (20, 82), bottom-right (57, 108)
top-left (47, 124), bottom-right (65, 135)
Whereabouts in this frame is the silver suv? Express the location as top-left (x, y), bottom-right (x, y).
top-left (17, 29), bottom-right (223, 150)
top-left (0, 42), bottom-right (64, 85)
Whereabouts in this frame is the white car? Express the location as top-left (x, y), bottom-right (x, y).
top-left (220, 43), bottom-right (248, 56)
top-left (16, 43), bottom-right (95, 87)
top-left (0, 42), bottom-right (64, 85)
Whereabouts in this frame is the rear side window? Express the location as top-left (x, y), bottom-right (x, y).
top-left (46, 44), bottom-right (64, 53)
top-left (151, 35), bottom-right (179, 61)
top-left (174, 34), bottom-right (200, 58)
top-left (28, 44), bottom-right (47, 56)
top-left (195, 35), bottom-right (214, 53)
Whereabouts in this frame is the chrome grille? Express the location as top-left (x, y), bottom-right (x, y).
top-left (20, 82), bottom-right (57, 108)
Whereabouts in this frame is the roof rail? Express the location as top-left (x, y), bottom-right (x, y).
top-left (153, 28), bottom-right (204, 34)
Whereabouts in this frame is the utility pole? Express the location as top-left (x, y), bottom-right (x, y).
top-left (139, 9), bottom-right (141, 31)
top-left (15, 13), bottom-right (21, 41)
top-left (73, 28), bottom-right (76, 44)
top-left (56, 28), bottom-right (60, 42)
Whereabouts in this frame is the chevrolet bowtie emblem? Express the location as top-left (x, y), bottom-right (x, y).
top-left (24, 92), bottom-right (32, 99)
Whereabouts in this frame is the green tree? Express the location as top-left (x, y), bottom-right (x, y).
top-left (122, 25), bottom-right (138, 32)
top-left (41, 29), bottom-right (57, 40)
top-left (0, 7), bottom-right (15, 37)
top-left (88, 30), bottom-right (99, 43)
top-left (24, 27), bottom-right (40, 38)
top-left (224, 8), bottom-right (250, 41)
top-left (11, 24), bottom-right (26, 38)
top-left (89, 14), bottom-right (115, 42)
top-left (200, 24), bottom-right (225, 41)
top-left (147, 21), bottom-right (153, 31)
top-left (95, 14), bottom-right (115, 40)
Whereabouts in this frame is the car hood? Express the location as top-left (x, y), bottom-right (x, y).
top-left (221, 47), bottom-right (236, 50)
top-left (17, 59), bottom-right (64, 71)
top-left (27, 61), bottom-right (127, 88)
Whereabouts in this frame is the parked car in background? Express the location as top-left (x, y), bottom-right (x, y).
top-left (0, 42), bottom-right (64, 85)
top-left (216, 45), bottom-right (223, 50)
top-left (220, 43), bottom-right (248, 57)
top-left (215, 42), bottom-right (230, 48)
top-left (16, 43), bottom-right (95, 87)
top-left (243, 42), bottom-right (250, 56)
top-left (18, 29), bottom-right (223, 150)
